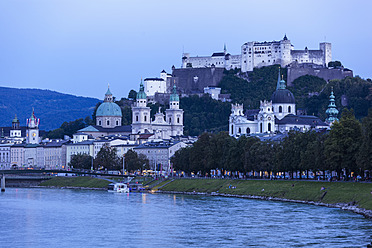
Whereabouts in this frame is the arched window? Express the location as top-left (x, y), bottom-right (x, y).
top-left (268, 123), bottom-right (271, 132)
top-left (238, 128), bottom-right (241, 133)
top-left (246, 128), bottom-right (250, 134)
top-left (107, 120), bottom-right (110, 126)
top-left (288, 106), bottom-right (291, 113)
top-left (136, 116), bottom-right (139, 122)
top-left (231, 125), bottom-right (234, 134)
top-left (116, 120), bottom-right (119, 126)
top-left (144, 116), bottom-right (147, 122)
top-left (260, 123), bottom-right (263, 133)
top-left (169, 118), bottom-right (172, 124)
top-left (279, 106), bottom-right (283, 113)
top-left (98, 120), bottom-right (102, 126)
top-left (177, 118), bottom-right (180, 123)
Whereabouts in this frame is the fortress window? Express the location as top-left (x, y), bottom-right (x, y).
top-left (279, 106), bottom-right (283, 113)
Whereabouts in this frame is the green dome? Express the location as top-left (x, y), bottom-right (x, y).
top-left (137, 81), bottom-right (147, 100)
top-left (170, 84), bottom-right (179, 102)
top-left (96, 102), bottom-right (122, 117)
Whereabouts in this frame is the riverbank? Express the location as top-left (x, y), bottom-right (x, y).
top-left (155, 178), bottom-right (372, 219)
top-left (39, 176), bottom-right (111, 189)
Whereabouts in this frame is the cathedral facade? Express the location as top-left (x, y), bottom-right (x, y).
top-left (132, 81), bottom-right (184, 139)
top-left (229, 69), bottom-right (329, 137)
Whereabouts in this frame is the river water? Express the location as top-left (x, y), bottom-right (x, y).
top-left (0, 188), bottom-right (371, 247)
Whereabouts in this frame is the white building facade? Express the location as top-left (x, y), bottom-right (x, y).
top-left (181, 36), bottom-right (331, 72)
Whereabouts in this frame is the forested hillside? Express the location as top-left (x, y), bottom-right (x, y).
top-left (0, 87), bottom-right (99, 130)
top-left (219, 65), bottom-right (372, 121)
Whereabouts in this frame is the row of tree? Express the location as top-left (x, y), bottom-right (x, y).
top-left (69, 144), bottom-right (149, 172)
top-left (171, 109), bottom-right (372, 179)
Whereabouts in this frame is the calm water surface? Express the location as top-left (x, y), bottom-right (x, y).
top-left (0, 188), bottom-right (371, 247)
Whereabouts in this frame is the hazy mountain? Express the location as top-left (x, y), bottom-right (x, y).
top-left (0, 87), bottom-right (99, 131)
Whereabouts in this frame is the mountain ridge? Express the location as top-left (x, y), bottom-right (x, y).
top-left (0, 86), bottom-right (99, 130)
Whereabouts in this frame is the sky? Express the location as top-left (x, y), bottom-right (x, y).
top-left (0, 0), bottom-right (371, 100)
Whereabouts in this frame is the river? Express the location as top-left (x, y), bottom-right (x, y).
top-left (0, 188), bottom-right (371, 247)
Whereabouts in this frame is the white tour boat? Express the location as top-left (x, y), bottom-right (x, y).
top-left (108, 183), bottom-right (130, 193)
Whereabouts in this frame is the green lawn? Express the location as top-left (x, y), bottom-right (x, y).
top-left (160, 179), bottom-right (372, 210)
top-left (40, 176), bottom-right (111, 188)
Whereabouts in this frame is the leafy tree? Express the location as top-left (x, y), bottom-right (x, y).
top-left (358, 109), bottom-right (372, 175)
top-left (124, 150), bottom-right (149, 172)
top-left (171, 146), bottom-right (192, 173)
top-left (69, 153), bottom-right (93, 170)
top-left (94, 144), bottom-right (121, 170)
top-left (324, 109), bottom-right (362, 179)
top-left (328, 61), bottom-right (342, 68)
top-left (47, 117), bottom-right (91, 139)
top-left (128, 90), bottom-right (137, 100)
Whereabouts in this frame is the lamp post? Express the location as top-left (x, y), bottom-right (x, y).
top-left (122, 154), bottom-right (125, 176)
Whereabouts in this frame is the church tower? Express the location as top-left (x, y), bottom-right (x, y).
top-left (325, 88), bottom-right (339, 125)
top-left (10, 114), bottom-right (21, 138)
top-left (131, 80), bottom-right (152, 134)
top-left (26, 109), bottom-right (40, 144)
top-left (165, 84), bottom-right (184, 136)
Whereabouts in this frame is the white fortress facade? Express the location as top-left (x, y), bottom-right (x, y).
top-left (181, 35), bottom-right (331, 72)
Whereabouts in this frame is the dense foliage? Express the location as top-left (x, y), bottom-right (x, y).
top-left (219, 66), bottom-right (284, 109)
top-left (124, 150), bottom-right (149, 172)
top-left (69, 153), bottom-right (93, 170)
top-left (93, 144), bottom-right (121, 170)
top-left (172, 109), bottom-right (372, 179)
top-left (219, 65), bottom-right (372, 122)
top-left (47, 117), bottom-right (93, 139)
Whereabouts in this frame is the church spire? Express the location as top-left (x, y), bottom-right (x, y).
top-left (104, 84), bottom-right (113, 102)
top-left (325, 87), bottom-right (339, 124)
top-left (276, 67), bottom-right (286, 90)
top-left (136, 78), bottom-right (147, 100)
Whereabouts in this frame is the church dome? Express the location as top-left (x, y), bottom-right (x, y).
top-left (271, 89), bottom-right (295, 104)
top-left (96, 102), bottom-right (122, 117)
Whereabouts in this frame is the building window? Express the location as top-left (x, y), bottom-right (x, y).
top-left (136, 116), bottom-right (139, 122)
top-left (99, 120), bottom-right (102, 126)
top-left (260, 123), bottom-right (263, 133)
top-left (107, 120), bottom-right (110, 126)
top-left (268, 123), bottom-right (271, 132)
top-left (177, 118), bottom-right (180, 123)
top-left (144, 116), bottom-right (147, 122)
top-left (288, 106), bottom-right (291, 113)
top-left (116, 120), bottom-right (119, 126)
top-left (231, 125), bottom-right (234, 134)
top-left (279, 106), bottom-right (283, 113)
top-left (246, 128), bottom-right (250, 134)
top-left (169, 118), bottom-right (172, 124)
top-left (238, 128), bottom-right (241, 133)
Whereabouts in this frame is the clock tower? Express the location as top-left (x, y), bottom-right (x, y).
top-left (26, 109), bottom-right (40, 144)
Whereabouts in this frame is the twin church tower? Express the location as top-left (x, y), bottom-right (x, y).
top-left (95, 81), bottom-right (184, 139)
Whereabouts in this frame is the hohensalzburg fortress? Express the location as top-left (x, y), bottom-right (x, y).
top-left (181, 35), bottom-right (331, 72)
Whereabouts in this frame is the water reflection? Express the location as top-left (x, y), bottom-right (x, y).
top-left (0, 188), bottom-right (371, 248)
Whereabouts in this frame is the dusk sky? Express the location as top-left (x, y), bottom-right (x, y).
top-left (1, 0), bottom-right (371, 100)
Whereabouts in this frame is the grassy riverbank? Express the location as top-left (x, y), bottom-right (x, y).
top-left (158, 179), bottom-right (372, 211)
top-left (39, 176), bottom-right (111, 188)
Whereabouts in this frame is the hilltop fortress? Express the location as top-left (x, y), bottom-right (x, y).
top-left (182, 35), bottom-right (331, 72)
